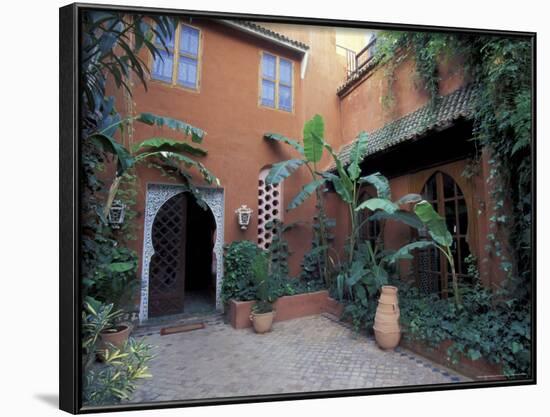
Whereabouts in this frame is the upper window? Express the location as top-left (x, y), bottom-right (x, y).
top-left (152, 23), bottom-right (201, 90)
top-left (260, 52), bottom-right (293, 112)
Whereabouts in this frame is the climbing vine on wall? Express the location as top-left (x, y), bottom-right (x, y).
top-left (373, 31), bottom-right (533, 303)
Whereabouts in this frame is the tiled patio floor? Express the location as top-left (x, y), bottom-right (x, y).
top-left (128, 314), bottom-right (469, 403)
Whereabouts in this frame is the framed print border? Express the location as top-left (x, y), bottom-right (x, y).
top-left (60, 2), bottom-right (537, 414)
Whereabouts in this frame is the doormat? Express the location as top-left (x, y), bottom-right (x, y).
top-left (160, 322), bottom-right (205, 336)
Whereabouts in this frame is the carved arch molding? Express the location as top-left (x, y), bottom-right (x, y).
top-left (139, 183), bottom-right (225, 323)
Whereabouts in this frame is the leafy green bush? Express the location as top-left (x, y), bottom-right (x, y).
top-left (82, 299), bottom-right (153, 406)
top-left (82, 236), bottom-right (139, 310)
top-left (221, 241), bottom-right (264, 303)
top-left (395, 280), bottom-right (531, 378)
top-left (222, 240), bottom-right (324, 303)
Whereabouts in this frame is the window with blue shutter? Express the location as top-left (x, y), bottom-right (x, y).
top-left (260, 52), bottom-right (293, 112)
top-left (278, 58), bottom-right (292, 111)
top-left (152, 26), bottom-right (176, 83)
top-left (152, 22), bottom-right (201, 90)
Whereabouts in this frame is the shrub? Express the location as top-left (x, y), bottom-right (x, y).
top-left (221, 240), bottom-right (263, 303)
top-left (395, 280), bottom-right (531, 378)
top-left (82, 299), bottom-right (153, 406)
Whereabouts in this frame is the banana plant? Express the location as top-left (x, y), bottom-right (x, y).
top-left (90, 112), bottom-right (219, 218)
top-left (356, 196), bottom-right (460, 305)
top-left (264, 115), bottom-right (333, 285)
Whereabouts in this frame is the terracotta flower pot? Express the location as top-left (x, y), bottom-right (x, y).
top-left (373, 319), bottom-right (400, 333)
top-left (378, 285), bottom-right (398, 304)
top-left (250, 311), bottom-right (275, 334)
top-left (374, 310), bottom-right (400, 322)
top-left (374, 285), bottom-right (401, 350)
top-left (373, 327), bottom-right (401, 350)
top-left (100, 324), bottom-right (130, 350)
top-left (376, 302), bottom-right (400, 314)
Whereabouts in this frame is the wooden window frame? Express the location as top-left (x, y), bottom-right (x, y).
top-left (151, 21), bottom-right (202, 92)
top-left (259, 51), bottom-right (294, 113)
top-left (416, 171), bottom-right (472, 298)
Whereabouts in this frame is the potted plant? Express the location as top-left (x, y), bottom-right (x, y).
top-left (84, 297), bottom-right (132, 358)
top-left (249, 252), bottom-right (277, 333)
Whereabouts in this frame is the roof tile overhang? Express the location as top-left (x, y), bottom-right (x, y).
top-left (220, 20), bottom-right (310, 78)
top-left (326, 85), bottom-right (477, 171)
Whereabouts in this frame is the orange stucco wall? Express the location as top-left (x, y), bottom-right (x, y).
top-left (375, 157), bottom-right (503, 289)
top-left (336, 53), bottom-right (502, 288)
top-left (339, 54), bottom-right (465, 143)
top-left (106, 19), bottom-right (503, 303)
top-left (113, 19), bottom-right (349, 278)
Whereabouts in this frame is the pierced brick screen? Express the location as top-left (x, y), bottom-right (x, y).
top-left (257, 168), bottom-right (282, 249)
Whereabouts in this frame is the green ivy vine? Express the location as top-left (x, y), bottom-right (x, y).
top-left (373, 31), bottom-right (532, 377)
top-left (374, 31), bottom-right (532, 302)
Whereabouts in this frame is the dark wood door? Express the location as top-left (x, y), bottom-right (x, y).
top-left (148, 193), bottom-right (188, 317)
top-left (416, 171), bottom-right (471, 297)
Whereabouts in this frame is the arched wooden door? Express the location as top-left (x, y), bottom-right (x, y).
top-left (148, 193), bottom-right (188, 317)
top-left (416, 172), bottom-right (471, 297)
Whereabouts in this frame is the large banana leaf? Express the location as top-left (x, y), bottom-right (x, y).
top-left (303, 114), bottom-right (324, 163)
top-left (359, 172), bottom-right (391, 199)
top-left (414, 200), bottom-right (453, 246)
top-left (156, 152), bottom-right (218, 185)
top-left (356, 197), bottom-right (399, 213)
top-left (90, 133), bottom-right (134, 176)
top-left (331, 175), bottom-right (354, 203)
top-left (133, 137), bottom-right (207, 156)
top-left (265, 159), bottom-right (305, 185)
top-left (347, 131), bottom-right (369, 181)
top-left (136, 113), bottom-right (205, 143)
top-left (384, 240), bottom-right (435, 264)
top-left (396, 193), bottom-right (423, 205)
top-left (347, 260), bottom-right (365, 287)
top-left (287, 178), bottom-right (326, 210)
top-left (363, 265), bottom-right (388, 296)
top-left (323, 143), bottom-right (354, 202)
top-left (264, 133), bottom-right (305, 154)
top-left (369, 209), bottom-right (424, 230)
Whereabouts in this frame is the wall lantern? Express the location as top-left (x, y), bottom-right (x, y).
top-left (235, 205), bottom-right (253, 230)
top-left (108, 200), bottom-right (126, 229)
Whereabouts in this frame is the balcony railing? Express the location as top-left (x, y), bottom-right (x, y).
top-left (355, 36), bottom-right (377, 74)
top-left (337, 36), bottom-right (378, 80)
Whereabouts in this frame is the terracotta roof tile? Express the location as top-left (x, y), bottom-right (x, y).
top-left (326, 85), bottom-right (477, 171)
top-left (229, 20), bottom-right (309, 51)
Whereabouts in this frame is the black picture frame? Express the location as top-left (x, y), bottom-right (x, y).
top-left (59, 2), bottom-right (537, 414)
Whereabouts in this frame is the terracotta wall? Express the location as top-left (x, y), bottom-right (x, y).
top-left (362, 152), bottom-right (503, 289)
top-left (114, 19), bottom-right (349, 277)
top-left (339, 54), bottom-right (465, 143)
top-left (107, 19), bottom-right (503, 297)
top-left (336, 53), bottom-right (504, 288)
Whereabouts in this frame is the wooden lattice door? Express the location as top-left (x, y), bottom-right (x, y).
top-left (416, 172), bottom-right (471, 297)
top-left (148, 193), bottom-right (188, 317)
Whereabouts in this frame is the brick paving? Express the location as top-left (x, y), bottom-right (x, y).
top-left (128, 314), bottom-right (469, 403)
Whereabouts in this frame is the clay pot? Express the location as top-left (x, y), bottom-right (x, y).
top-left (97, 324), bottom-right (131, 360)
top-left (374, 285), bottom-right (401, 350)
top-left (373, 319), bottom-right (400, 332)
top-left (100, 324), bottom-right (130, 349)
top-left (376, 303), bottom-right (400, 314)
top-left (378, 285), bottom-right (398, 304)
top-left (375, 309), bottom-right (400, 320)
top-left (373, 327), bottom-right (401, 350)
top-left (250, 311), bottom-right (275, 334)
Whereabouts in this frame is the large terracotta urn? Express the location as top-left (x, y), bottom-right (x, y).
top-left (373, 286), bottom-right (401, 350)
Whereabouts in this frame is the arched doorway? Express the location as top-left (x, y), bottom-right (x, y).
top-left (139, 183), bottom-right (225, 323)
top-left (148, 192), bottom-right (217, 318)
top-left (416, 171), bottom-right (471, 297)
